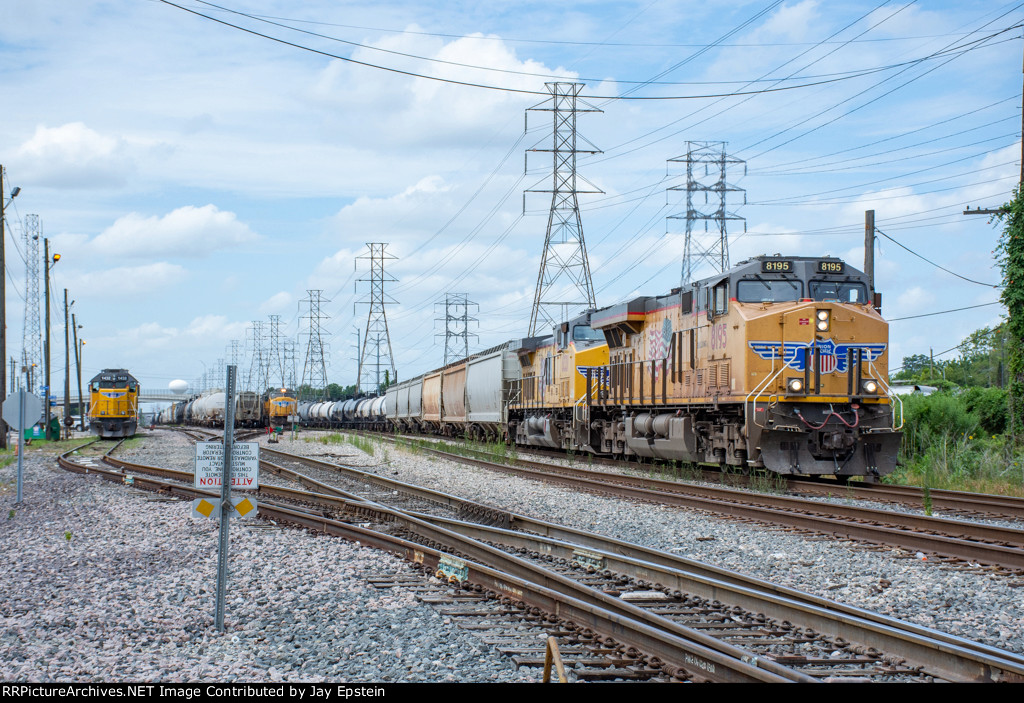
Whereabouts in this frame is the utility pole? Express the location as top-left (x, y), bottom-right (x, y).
top-left (63, 289), bottom-right (70, 438)
top-left (73, 313), bottom-right (84, 431)
top-left (0, 166), bottom-right (21, 449)
top-left (864, 210), bottom-right (875, 292)
top-left (525, 82), bottom-right (602, 336)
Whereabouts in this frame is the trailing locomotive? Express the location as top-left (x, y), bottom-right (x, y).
top-left (388, 255), bottom-right (901, 478)
top-left (88, 369), bottom-right (140, 438)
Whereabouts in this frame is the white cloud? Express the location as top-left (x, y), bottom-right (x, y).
top-left (16, 122), bottom-right (134, 188)
top-left (260, 292), bottom-right (294, 314)
top-left (92, 205), bottom-right (260, 258)
top-left (69, 262), bottom-right (187, 296)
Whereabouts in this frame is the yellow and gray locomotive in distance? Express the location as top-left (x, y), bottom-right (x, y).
top-left (388, 254), bottom-right (900, 478)
top-left (88, 368), bottom-right (140, 438)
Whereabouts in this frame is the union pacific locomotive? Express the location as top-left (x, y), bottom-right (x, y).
top-left (390, 255), bottom-right (901, 477)
top-left (88, 369), bottom-right (140, 438)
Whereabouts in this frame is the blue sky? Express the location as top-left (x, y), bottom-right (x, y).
top-left (0, 0), bottom-right (1019, 397)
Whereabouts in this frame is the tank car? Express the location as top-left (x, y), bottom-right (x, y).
top-left (191, 391), bottom-right (226, 427)
top-left (88, 369), bottom-right (140, 438)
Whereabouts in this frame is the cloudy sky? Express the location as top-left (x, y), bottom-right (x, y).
top-left (0, 0), bottom-right (1019, 398)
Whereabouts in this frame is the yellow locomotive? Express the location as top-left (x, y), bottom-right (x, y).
top-left (88, 369), bottom-right (140, 438)
top-left (508, 313), bottom-right (609, 449)
top-left (584, 255), bottom-right (900, 476)
top-left (264, 387), bottom-right (297, 428)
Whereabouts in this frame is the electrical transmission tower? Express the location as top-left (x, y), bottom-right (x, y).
top-left (355, 243), bottom-right (397, 395)
top-left (300, 290), bottom-right (329, 400)
top-left (525, 82), bottom-right (602, 336)
top-left (267, 314), bottom-right (285, 389)
top-left (246, 321), bottom-right (266, 393)
top-left (283, 338), bottom-right (297, 389)
top-left (434, 293), bottom-right (478, 365)
top-left (21, 214), bottom-right (42, 393)
top-left (667, 141), bottom-right (746, 287)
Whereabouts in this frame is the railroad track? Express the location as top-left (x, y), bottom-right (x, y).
top-left (375, 433), bottom-right (1024, 572)
top-left (512, 442), bottom-right (1024, 522)
top-left (56, 435), bottom-right (1024, 682)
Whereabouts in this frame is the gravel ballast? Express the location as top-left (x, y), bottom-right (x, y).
top-left (3, 428), bottom-right (1023, 683)
top-left (0, 441), bottom-right (536, 683)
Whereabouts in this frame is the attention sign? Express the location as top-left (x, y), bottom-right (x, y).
top-left (194, 441), bottom-right (260, 490)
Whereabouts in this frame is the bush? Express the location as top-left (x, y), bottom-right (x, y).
top-left (960, 386), bottom-right (1008, 436)
top-left (900, 391), bottom-right (978, 459)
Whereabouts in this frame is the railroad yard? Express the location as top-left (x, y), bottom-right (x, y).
top-left (3, 428), bottom-right (1023, 683)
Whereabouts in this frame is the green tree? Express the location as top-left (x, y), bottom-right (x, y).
top-left (996, 187), bottom-right (1024, 442)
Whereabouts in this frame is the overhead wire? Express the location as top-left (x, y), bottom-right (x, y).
top-left (873, 226), bottom-right (1002, 288)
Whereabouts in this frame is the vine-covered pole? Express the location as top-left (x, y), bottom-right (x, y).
top-left (996, 187), bottom-right (1024, 446)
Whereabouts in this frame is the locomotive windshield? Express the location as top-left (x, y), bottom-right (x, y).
top-left (809, 280), bottom-right (867, 303)
top-left (572, 324), bottom-right (604, 342)
top-left (736, 279), bottom-right (802, 303)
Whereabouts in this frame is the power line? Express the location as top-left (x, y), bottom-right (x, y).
top-left (874, 227), bottom-right (1002, 288)
top-left (888, 301), bottom-right (1002, 321)
top-left (156, 0), bottom-right (1008, 101)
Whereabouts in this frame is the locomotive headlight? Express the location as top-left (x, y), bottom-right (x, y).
top-left (787, 377), bottom-right (805, 394)
top-left (815, 309), bottom-right (830, 332)
top-left (861, 379), bottom-right (879, 394)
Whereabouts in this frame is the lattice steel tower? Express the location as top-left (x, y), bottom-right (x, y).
top-left (355, 243), bottom-right (397, 394)
top-left (246, 321), bottom-right (266, 393)
top-left (283, 338), bottom-right (297, 389)
top-left (435, 293), bottom-right (478, 366)
top-left (525, 82), bottom-right (602, 336)
top-left (267, 314), bottom-right (285, 389)
top-left (667, 141), bottom-right (746, 287)
top-left (21, 214), bottom-right (42, 393)
top-left (300, 290), bottom-right (329, 400)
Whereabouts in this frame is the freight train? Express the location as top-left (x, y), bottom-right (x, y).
top-left (388, 255), bottom-right (902, 477)
top-left (157, 388), bottom-right (389, 431)
top-left (88, 369), bottom-right (140, 438)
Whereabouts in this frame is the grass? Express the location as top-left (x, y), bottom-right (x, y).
top-left (884, 433), bottom-right (1024, 498)
top-left (396, 435), bottom-right (519, 464)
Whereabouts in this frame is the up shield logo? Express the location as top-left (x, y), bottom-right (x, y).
top-left (748, 339), bottom-right (886, 373)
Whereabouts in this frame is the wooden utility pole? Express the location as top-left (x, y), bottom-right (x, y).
top-left (864, 209), bottom-right (875, 292)
top-left (63, 289), bottom-right (70, 438)
top-left (72, 313), bottom-right (84, 431)
top-left (0, 166), bottom-right (8, 450)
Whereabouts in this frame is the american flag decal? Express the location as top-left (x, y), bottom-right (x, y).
top-left (646, 318), bottom-right (673, 380)
top-left (748, 339), bottom-right (886, 374)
